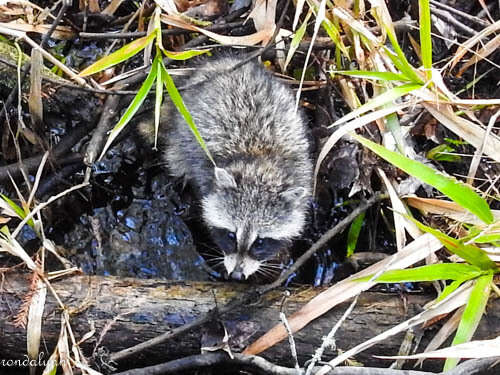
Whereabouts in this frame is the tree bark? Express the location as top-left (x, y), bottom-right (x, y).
top-left (0, 272), bottom-right (498, 372)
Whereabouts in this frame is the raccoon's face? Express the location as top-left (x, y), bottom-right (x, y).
top-left (202, 168), bottom-right (309, 280)
top-left (209, 227), bottom-right (290, 280)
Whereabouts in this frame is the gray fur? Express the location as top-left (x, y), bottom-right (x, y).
top-left (145, 54), bottom-right (312, 279)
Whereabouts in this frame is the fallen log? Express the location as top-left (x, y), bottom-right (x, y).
top-left (0, 272), bottom-right (498, 372)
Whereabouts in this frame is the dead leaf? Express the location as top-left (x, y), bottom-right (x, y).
top-left (161, 14), bottom-right (271, 46)
top-left (0, 21), bottom-right (74, 39)
top-left (57, 316), bottom-right (73, 375)
top-left (247, 0), bottom-right (276, 44)
top-left (27, 278), bottom-right (47, 375)
top-left (102, 0), bottom-right (123, 15)
top-left (449, 20), bottom-right (500, 71)
top-left (458, 33), bottom-right (500, 77)
top-left (416, 307), bottom-right (464, 366)
top-left (406, 197), bottom-right (500, 227)
top-left (378, 336), bottom-right (500, 360)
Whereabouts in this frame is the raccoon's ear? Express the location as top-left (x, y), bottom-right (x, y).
top-left (214, 167), bottom-right (237, 188)
top-left (280, 187), bottom-right (307, 203)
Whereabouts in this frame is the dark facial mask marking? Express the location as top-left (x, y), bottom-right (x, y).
top-left (211, 228), bottom-right (236, 254)
top-left (250, 238), bottom-right (287, 261)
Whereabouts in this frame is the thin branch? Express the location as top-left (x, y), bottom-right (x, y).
top-left (83, 91), bottom-right (123, 166)
top-left (79, 20), bottom-right (246, 40)
top-left (0, 153), bottom-right (83, 183)
top-left (0, 58), bottom-right (138, 95)
top-left (430, 5), bottom-right (476, 37)
top-left (40, 0), bottom-right (72, 48)
top-left (306, 296), bottom-right (359, 375)
top-left (112, 354), bottom-right (500, 374)
top-left (111, 352), bottom-right (441, 375)
top-left (430, 0), bottom-right (489, 27)
top-left (0, 115), bottom-right (96, 182)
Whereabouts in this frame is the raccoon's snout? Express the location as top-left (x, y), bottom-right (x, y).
top-left (215, 226), bottom-right (292, 279)
top-left (224, 253), bottom-right (261, 280)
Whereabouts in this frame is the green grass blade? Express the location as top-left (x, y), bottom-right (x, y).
top-left (332, 70), bottom-right (410, 82)
top-left (159, 61), bottom-right (215, 166)
top-left (79, 32), bottom-right (156, 77)
top-left (99, 61), bottom-right (158, 160)
top-left (0, 194), bottom-right (25, 219)
top-left (0, 194), bottom-right (35, 228)
top-left (437, 278), bottom-right (470, 302)
top-left (335, 43), bottom-right (342, 70)
top-left (474, 233), bottom-right (500, 244)
top-left (408, 217), bottom-right (497, 270)
top-left (284, 10), bottom-right (312, 71)
top-left (426, 144), bottom-right (461, 162)
top-left (352, 134), bottom-right (494, 225)
top-left (419, 0), bottom-right (433, 80)
top-left (322, 17), bottom-right (349, 57)
top-left (384, 27), bottom-right (424, 84)
top-left (443, 273), bottom-right (493, 370)
top-left (346, 211), bottom-right (365, 257)
top-left (154, 52), bottom-right (163, 150)
top-left (462, 225), bottom-right (500, 245)
top-left (162, 49), bottom-right (210, 60)
top-left (357, 263), bottom-right (483, 283)
top-left (332, 83), bottom-right (422, 127)
top-left (153, 6), bottom-right (163, 51)
top-left (384, 111), bottom-right (405, 154)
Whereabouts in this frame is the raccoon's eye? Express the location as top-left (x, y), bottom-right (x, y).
top-left (250, 237), bottom-right (283, 260)
top-left (210, 228), bottom-right (237, 253)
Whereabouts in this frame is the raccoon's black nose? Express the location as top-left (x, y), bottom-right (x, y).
top-left (231, 269), bottom-right (244, 280)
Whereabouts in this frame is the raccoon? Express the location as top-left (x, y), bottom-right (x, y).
top-left (145, 54), bottom-right (312, 280)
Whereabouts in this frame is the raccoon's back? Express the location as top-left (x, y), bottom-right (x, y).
top-left (161, 55), bottom-right (311, 192)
